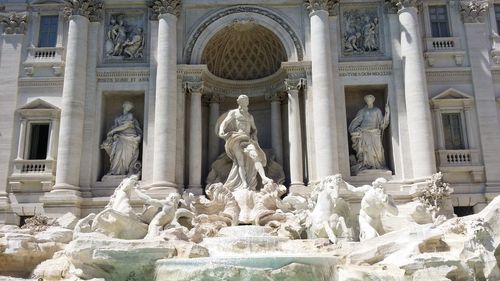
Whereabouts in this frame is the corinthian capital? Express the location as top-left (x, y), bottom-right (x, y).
top-left (149, 0), bottom-right (182, 19)
top-left (63, 0), bottom-right (104, 22)
top-left (303, 0), bottom-right (338, 15)
top-left (459, 0), bottom-right (489, 23)
top-left (385, 0), bottom-right (421, 12)
top-left (0, 12), bottom-right (28, 34)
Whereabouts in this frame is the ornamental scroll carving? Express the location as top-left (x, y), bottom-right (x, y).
top-left (0, 12), bottom-right (28, 34)
top-left (63, 0), bottom-right (103, 22)
top-left (149, 0), bottom-right (182, 19)
top-left (384, 0), bottom-right (421, 12)
top-left (303, 0), bottom-right (339, 15)
top-left (459, 0), bottom-right (489, 23)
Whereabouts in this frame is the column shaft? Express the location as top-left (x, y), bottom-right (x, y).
top-left (288, 89), bottom-right (304, 188)
top-left (310, 10), bottom-right (337, 178)
top-left (152, 14), bottom-right (178, 190)
top-left (188, 91), bottom-right (202, 192)
top-left (54, 15), bottom-right (89, 191)
top-left (398, 7), bottom-right (436, 178)
top-left (208, 100), bottom-right (220, 166)
top-left (270, 100), bottom-right (284, 165)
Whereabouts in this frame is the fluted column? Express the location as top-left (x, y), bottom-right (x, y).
top-left (207, 94), bottom-right (223, 167)
top-left (459, 0), bottom-right (500, 193)
top-left (304, 0), bottom-right (338, 179)
top-left (286, 78), bottom-right (306, 190)
top-left (186, 82), bottom-right (203, 195)
top-left (53, 0), bottom-right (102, 192)
top-left (150, 0), bottom-right (181, 191)
top-left (388, 0), bottom-right (436, 178)
top-left (266, 92), bottom-right (285, 165)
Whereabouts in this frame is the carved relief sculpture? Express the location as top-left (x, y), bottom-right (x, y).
top-left (105, 14), bottom-right (145, 60)
top-left (101, 101), bottom-right (142, 176)
top-left (348, 94), bottom-right (390, 175)
top-left (216, 95), bottom-right (273, 191)
top-left (342, 7), bottom-right (380, 56)
top-left (0, 12), bottom-right (27, 34)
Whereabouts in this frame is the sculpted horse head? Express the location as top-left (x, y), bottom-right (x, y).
top-left (370, 178), bottom-right (398, 216)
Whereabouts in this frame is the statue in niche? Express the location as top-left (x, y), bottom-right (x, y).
top-left (343, 9), bottom-right (380, 55)
top-left (216, 95), bottom-right (273, 191)
top-left (101, 101), bottom-right (142, 176)
top-left (348, 94), bottom-right (390, 175)
top-left (105, 14), bottom-right (144, 60)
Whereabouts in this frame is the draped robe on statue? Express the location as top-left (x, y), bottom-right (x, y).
top-left (216, 110), bottom-right (267, 191)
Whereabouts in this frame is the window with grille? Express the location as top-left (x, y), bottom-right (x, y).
top-left (38, 15), bottom-right (58, 47)
top-left (429, 6), bottom-right (450, 37)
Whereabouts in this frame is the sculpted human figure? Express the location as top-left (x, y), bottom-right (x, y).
top-left (123, 27), bottom-right (144, 59)
top-left (349, 178), bottom-right (398, 241)
top-left (217, 95), bottom-right (273, 190)
top-left (134, 188), bottom-right (181, 239)
top-left (101, 101), bottom-right (142, 176)
top-left (348, 94), bottom-right (390, 175)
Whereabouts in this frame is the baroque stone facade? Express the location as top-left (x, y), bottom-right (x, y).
top-left (0, 0), bottom-right (500, 225)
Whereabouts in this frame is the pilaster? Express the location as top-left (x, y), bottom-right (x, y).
top-left (185, 81), bottom-right (204, 195)
top-left (265, 92), bottom-right (286, 166)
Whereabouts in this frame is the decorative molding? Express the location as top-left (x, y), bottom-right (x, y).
top-left (459, 0), bottom-right (489, 23)
top-left (149, 0), bottom-right (182, 19)
top-left (96, 68), bottom-right (150, 83)
top-left (265, 91), bottom-right (286, 102)
top-left (18, 78), bottom-right (64, 88)
top-left (63, 0), bottom-right (104, 22)
top-left (184, 81), bottom-right (204, 95)
top-left (0, 12), bottom-right (28, 34)
top-left (426, 68), bottom-right (472, 83)
top-left (303, 0), bottom-right (339, 15)
top-left (184, 6), bottom-right (304, 63)
top-left (339, 61), bottom-right (392, 77)
top-left (284, 78), bottom-right (306, 92)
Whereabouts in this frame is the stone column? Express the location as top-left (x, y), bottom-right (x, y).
top-left (52, 7), bottom-right (93, 192)
top-left (150, 0), bottom-right (181, 192)
top-left (459, 0), bottom-right (500, 194)
top-left (186, 82), bottom-right (203, 195)
top-left (207, 94), bottom-right (223, 167)
top-left (389, 0), bottom-right (436, 178)
top-left (286, 78), bottom-right (306, 191)
top-left (304, 0), bottom-right (338, 179)
top-left (0, 11), bottom-right (28, 223)
top-left (266, 92), bottom-right (285, 165)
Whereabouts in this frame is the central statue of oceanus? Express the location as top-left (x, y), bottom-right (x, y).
top-left (216, 95), bottom-right (273, 191)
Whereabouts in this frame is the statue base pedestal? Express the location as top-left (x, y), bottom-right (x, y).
top-left (93, 175), bottom-right (129, 197)
top-left (350, 169), bottom-right (392, 184)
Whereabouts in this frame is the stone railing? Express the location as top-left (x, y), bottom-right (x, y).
top-left (11, 159), bottom-right (56, 176)
top-left (425, 37), bottom-right (461, 51)
top-left (23, 47), bottom-right (64, 76)
top-left (437, 149), bottom-right (481, 166)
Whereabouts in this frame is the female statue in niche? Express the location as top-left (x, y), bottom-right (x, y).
top-left (101, 101), bottom-right (142, 176)
top-left (348, 94), bottom-right (390, 175)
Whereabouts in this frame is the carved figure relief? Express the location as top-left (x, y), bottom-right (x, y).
top-left (342, 6), bottom-right (381, 56)
top-left (105, 13), bottom-right (145, 61)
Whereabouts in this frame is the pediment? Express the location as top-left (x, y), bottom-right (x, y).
top-left (19, 98), bottom-right (59, 110)
top-left (432, 88), bottom-right (473, 101)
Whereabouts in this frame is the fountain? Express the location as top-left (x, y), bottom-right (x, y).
top-left (1, 96), bottom-right (500, 281)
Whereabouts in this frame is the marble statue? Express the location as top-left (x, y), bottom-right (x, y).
top-left (134, 188), bottom-right (181, 239)
top-left (307, 174), bottom-right (356, 243)
top-left (216, 95), bottom-right (273, 190)
top-left (90, 175), bottom-right (148, 239)
top-left (101, 101), bottom-right (142, 176)
top-left (351, 178), bottom-right (398, 241)
top-left (123, 27), bottom-right (144, 59)
top-left (348, 94), bottom-right (390, 175)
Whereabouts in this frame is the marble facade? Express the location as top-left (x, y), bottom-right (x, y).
top-left (0, 0), bottom-right (499, 224)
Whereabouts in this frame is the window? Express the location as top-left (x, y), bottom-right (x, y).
top-left (429, 6), bottom-right (450, 37)
top-left (442, 113), bottom-right (465, 150)
top-left (28, 123), bottom-right (50, 160)
top-left (495, 5), bottom-right (500, 32)
top-left (38, 15), bottom-right (58, 47)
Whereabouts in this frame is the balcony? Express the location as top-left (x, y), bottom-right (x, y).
top-left (23, 47), bottom-right (64, 76)
top-left (436, 149), bottom-right (484, 182)
top-left (424, 37), bottom-right (465, 67)
top-left (9, 159), bottom-right (56, 192)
